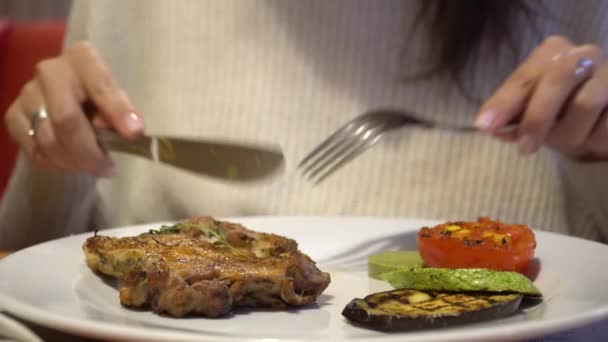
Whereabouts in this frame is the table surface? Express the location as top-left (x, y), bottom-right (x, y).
top-left (1, 251), bottom-right (606, 342)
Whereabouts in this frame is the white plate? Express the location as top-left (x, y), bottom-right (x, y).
top-left (1, 217), bottom-right (607, 342)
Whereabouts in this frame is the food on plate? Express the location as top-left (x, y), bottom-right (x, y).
top-left (345, 217), bottom-right (542, 331)
top-left (417, 217), bottom-right (536, 273)
top-left (380, 268), bottom-right (541, 297)
top-left (83, 216), bottom-right (331, 317)
top-left (342, 288), bottom-right (522, 331)
top-left (368, 251), bottom-right (423, 280)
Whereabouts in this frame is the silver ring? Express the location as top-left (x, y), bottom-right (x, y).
top-left (575, 57), bottom-right (594, 77)
top-left (27, 107), bottom-right (49, 137)
top-left (552, 50), bottom-right (595, 78)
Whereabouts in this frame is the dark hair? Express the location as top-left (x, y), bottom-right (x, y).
top-left (413, 0), bottom-right (539, 100)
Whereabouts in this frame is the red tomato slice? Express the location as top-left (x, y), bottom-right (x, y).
top-left (417, 217), bottom-right (536, 274)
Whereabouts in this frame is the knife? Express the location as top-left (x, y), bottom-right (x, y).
top-left (94, 128), bottom-right (284, 182)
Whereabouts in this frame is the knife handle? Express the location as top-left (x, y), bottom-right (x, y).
top-left (94, 127), bottom-right (153, 159)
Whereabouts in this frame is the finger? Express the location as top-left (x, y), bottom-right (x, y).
top-left (65, 42), bottom-right (144, 138)
top-left (4, 101), bottom-right (55, 170)
top-left (545, 64), bottom-right (608, 154)
top-left (476, 36), bottom-right (574, 133)
top-left (5, 101), bottom-right (36, 157)
top-left (19, 79), bottom-right (72, 170)
top-left (493, 130), bottom-right (519, 143)
top-left (35, 57), bottom-right (114, 177)
top-left (518, 44), bottom-right (603, 154)
top-left (92, 114), bottom-right (111, 129)
top-left (19, 80), bottom-right (70, 169)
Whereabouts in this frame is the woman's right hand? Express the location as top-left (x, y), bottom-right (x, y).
top-left (4, 41), bottom-right (144, 177)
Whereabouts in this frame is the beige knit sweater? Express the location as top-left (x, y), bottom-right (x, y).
top-left (2, 0), bottom-right (608, 249)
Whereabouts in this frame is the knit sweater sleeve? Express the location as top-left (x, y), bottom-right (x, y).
top-left (0, 155), bottom-right (96, 250)
top-left (558, 155), bottom-right (608, 242)
top-left (0, 1), bottom-right (96, 250)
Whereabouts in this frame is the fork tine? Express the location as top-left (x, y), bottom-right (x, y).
top-left (304, 134), bottom-right (361, 180)
top-left (297, 115), bottom-right (368, 169)
top-left (307, 121), bottom-right (388, 183)
top-left (309, 139), bottom-right (368, 183)
top-left (311, 127), bottom-right (385, 184)
top-left (297, 134), bottom-right (340, 169)
top-left (301, 120), bottom-right (378, 178)
top-left (299, 129), bottom-right (350, 176)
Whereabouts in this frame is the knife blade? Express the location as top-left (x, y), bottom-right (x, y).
top-left (95, 128), bottom-right (284, 182)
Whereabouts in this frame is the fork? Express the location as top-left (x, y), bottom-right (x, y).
top-left (297, 108), bottom-right (517, 184)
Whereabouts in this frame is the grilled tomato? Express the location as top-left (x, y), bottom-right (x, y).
top-left (417, 217), bottom-right (536, 273)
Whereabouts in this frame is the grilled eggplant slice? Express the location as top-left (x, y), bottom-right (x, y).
top-left (342, 288), bottom-right (522, 331)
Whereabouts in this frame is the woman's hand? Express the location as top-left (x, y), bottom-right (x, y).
top-left (476, 36), bottom-right (608, 160)
top-left (4, 41), bottom-right (144, 177)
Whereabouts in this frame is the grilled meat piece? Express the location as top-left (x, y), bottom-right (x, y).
top-left (83, 217), bottom-right (331, 317)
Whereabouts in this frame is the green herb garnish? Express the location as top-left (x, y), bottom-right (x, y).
top-left (148, 225), bottom-right (182, 235)
top-left (148, 222), bottom-right (248, 259)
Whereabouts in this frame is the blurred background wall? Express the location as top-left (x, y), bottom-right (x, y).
top-left (0, 0), bottom-right (72, 21)
top-left (0, 0), bottom-right (72, 198)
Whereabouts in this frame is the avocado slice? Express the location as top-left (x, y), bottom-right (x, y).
top-left (380, 268), bottom-right (542, 297)
top-left (342, 288), bottom-right (523, 331)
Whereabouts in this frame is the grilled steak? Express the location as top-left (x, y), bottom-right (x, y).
top-left (83, 217), bottom-right (331, 317)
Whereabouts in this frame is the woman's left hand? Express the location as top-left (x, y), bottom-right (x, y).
top-left (476, 35), bottom-right (608, 160)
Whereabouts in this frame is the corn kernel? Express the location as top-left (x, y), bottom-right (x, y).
top-left (453, 229), bottom-right (471, 238)
top-left (492, 233), bottom-right (511, 246)
top-left (445, 225), bottom-right (462, 232)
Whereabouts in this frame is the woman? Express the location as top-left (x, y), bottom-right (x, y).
top-left (2, 0), bottom-right (608, 249)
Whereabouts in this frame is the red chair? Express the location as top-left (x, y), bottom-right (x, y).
top-left (0, 20), bottom-right (66, 198)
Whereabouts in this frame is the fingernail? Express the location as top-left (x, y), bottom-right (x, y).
top-left (518, 134), bottom-right (537, 155)
top-left (475, 110), bottom-right (497, 130)
top-left (124, 112), bottom-right (144, 134)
